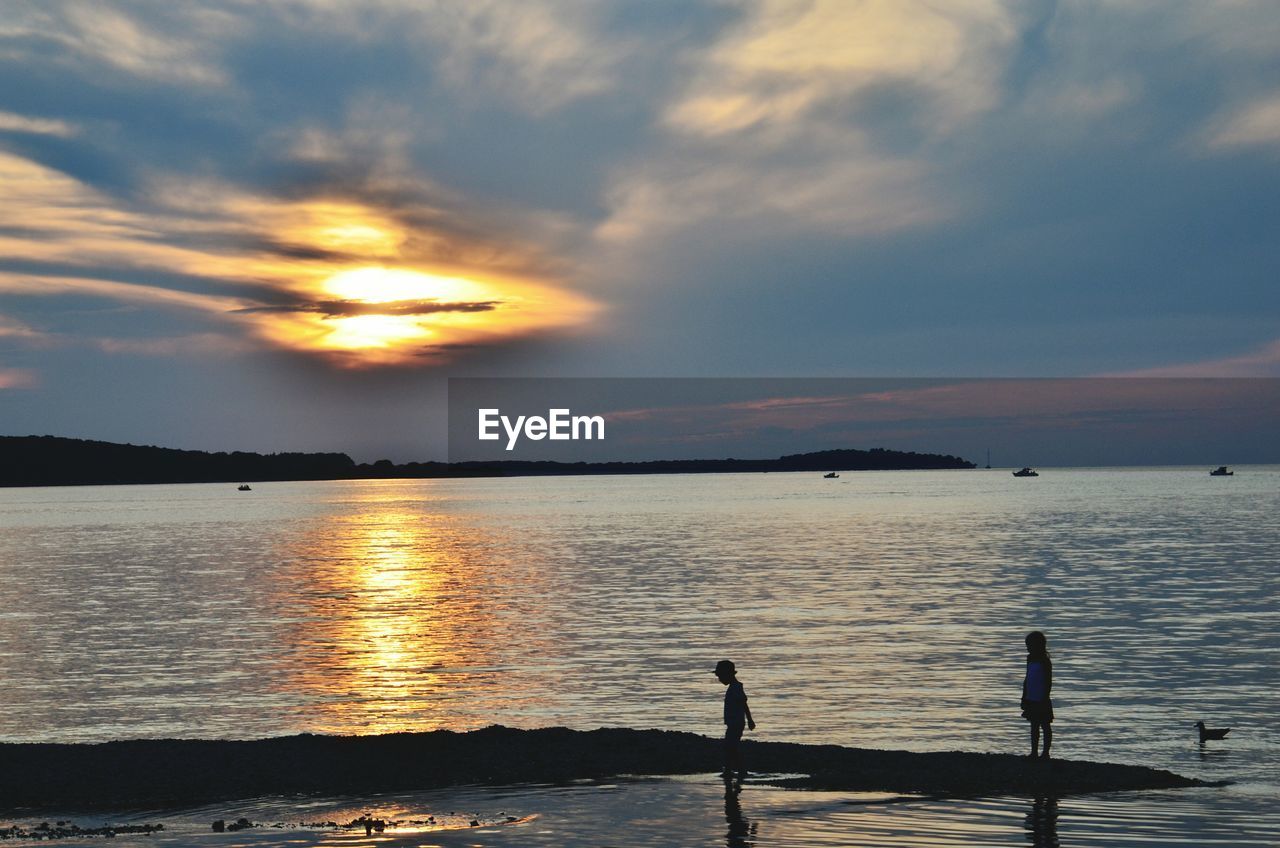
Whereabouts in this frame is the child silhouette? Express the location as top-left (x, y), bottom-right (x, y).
top-left (714, 659), bottom-right (756, 777)
top-left (1021, 631), bottom-right (1054, 759)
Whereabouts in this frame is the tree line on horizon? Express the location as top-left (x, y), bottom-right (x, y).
top-left (0, 435), bottom-right (975, 487)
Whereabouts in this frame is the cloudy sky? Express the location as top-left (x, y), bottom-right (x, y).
top-left (1, 1), bottom-right (1278, 461)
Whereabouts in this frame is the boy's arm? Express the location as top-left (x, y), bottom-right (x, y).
top-left (744, 699), bottom-right (756, 731)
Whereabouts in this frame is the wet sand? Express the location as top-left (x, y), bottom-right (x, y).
top-left (0, 726), bottom-right (1201, 812)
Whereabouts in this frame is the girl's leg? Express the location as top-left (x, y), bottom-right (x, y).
top-left (1041, 723), bottom-right (1052, 758)
top-left (1030, 722), bottom-right (1040, 758)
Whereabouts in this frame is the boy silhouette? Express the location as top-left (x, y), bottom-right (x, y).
top-left (714, 659), bottom-right (756, 777)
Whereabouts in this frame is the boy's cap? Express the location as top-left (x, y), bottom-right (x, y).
top-left (714, 660), bottom-right (736, 675)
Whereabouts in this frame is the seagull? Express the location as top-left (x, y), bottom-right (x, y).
top-left (1195, 721), bottom-right (1230, 742)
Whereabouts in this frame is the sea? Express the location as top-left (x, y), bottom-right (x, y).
top-left (0, 467), bottom-right (1277, 846)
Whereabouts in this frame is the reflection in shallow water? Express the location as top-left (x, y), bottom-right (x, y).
top-left (724, 774), bottom-right (758, 847)
top-left (16, 780), bottom-right (1280, 848)
top-left (1025, 797), bottom-right (1060, 848)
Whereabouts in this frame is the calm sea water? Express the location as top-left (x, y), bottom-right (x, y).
top-left (1, 468), bottom-right (1277, 845)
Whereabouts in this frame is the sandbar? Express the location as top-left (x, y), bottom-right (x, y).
top-left (0, 726), bottom-right (1202, 812)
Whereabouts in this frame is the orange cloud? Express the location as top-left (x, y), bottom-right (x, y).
top-left (597, 0), bottom-right (1012, 245)
top-left (244, 266), bottom-right (598, 368)
top-left (0, 111), bottom-right (78, 137)
top-left (0, 367), bottom-right (36, 389)
top-left (665, 0), bottom-right (1012, 138)
top-left (1205, 93), bottom-right (1280, 151)
top-left (0, 151), bottom-right (600, 366)
top-left (1103, 339), bottom-right (1280, 378)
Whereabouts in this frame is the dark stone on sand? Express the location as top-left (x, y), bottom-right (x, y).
top-left (0, 727), bottom-right (1200, 812)
top-left (0, 822), bottom-right (162, 839)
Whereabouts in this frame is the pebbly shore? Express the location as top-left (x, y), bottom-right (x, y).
top-left (0, 726), bottom-right (1203, 812)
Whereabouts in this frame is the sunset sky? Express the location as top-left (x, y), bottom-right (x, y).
top-left (1, 1), bottom-right (1278, 461)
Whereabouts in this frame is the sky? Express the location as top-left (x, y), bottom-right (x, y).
top-left (447, 378), bottom-right (1280, 465)
top-left (1, 1), bottom-right (1278, 462)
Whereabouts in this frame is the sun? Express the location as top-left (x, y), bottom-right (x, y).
top-left (322, 267), bottom-right (490, 304)
top-left (324, 314), bottom-right (433, 350)
top-left (244, 265), bottom-right (600, 367)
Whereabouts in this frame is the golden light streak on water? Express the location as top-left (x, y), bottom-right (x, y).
top-left (279, 506), bottom-right (497, 736)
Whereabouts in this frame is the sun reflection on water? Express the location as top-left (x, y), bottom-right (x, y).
top-left (277, 506), bottom-right (503, 736)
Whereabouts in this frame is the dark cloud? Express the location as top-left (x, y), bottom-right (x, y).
top-left (0, 258), bottom-right (297, 306)
top-left (234, 299), bottom-right (500, 317)
top-left (242, 240), bottom-right (355, 262)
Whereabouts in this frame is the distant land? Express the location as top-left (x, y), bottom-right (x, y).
top-left (0, 436), bottom-right (974, 488)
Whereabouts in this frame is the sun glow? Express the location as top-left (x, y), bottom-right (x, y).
top-left (322, 267), bottom-right (490, 303)
top-left (0, 156), bottom-right (597, 367)
top-left (275, 201), bottom-right (404, 256)
top-left (324, 314), bottom-right (434, 350)
top-left (246, 265), bottom-right (598, 367)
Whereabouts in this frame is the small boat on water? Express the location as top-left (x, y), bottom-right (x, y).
top-left (823, 472), bottom-right (839, 479)
top-left (237, 484), bottom-right (252, 491)
top-left (1012, 467), bottom-right (1039, 477)
top-left (1210, 466), bottom-right (1233, 476)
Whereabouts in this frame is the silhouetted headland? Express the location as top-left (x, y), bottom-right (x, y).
top-left (0, 727), bottom-right (1199, 811)
top-left (0, 436), bottom-right (975, 487)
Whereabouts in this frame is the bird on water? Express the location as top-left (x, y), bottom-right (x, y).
top-left (1195, 721), bottom-right (1230, 742)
